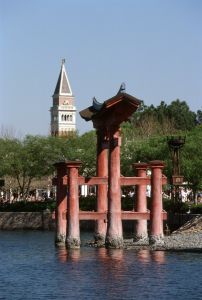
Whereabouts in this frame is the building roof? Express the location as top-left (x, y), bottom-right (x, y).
top-left (79, 89), bottom-right (141, 128)
top-left (53, 59), bottom-right (73, 96)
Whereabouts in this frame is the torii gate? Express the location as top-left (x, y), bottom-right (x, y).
top-left (53, 88), bottom-right (167, 248)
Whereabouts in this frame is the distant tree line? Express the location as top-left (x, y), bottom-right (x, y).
top-left (0, 99), bottom-right (201, 199)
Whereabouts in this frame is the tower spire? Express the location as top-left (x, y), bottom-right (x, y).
top-left (50, 60), bottom-right (76, 136)
top-left (53, 59), bottom-right (72, 96)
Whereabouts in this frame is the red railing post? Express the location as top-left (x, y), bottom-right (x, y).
top-left (66, 161), bottom-right (82, 249)
top-left (106, 128), bottom-right (123, 248)
top-left (95, 129), bottom-right (108, 245)
top-left (149, 160), bottom-right (165, 245)
top-left (54, 162), bottom-right (67, 245)
top-left (132, 162), bottom-right (148, 243)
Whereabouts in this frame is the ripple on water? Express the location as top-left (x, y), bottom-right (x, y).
top-left (0, 231), bottom-right (202, 300)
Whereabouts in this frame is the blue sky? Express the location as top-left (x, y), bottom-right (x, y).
top-left (0, 0), bottom-right (202, 136)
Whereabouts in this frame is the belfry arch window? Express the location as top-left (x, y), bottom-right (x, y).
top-left (67, 115), bottom-right (69, 121)
top-left (70, 115), bottom-right (72, 122)
top-left (61, 115), bottom-right (64, 121)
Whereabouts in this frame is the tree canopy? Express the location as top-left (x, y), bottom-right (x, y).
top-left (0, 99), bottom-right (201, 197)
top-left (129, 99), bottom-right (197, 136)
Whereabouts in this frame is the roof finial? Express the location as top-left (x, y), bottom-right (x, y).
top-left (61, 58), bottom-right (65, 65)
top-left (117, 82), bottom-right (126, 94)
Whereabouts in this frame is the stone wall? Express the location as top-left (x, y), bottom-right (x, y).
top-left (0, 211), bottom-right (55, 230)
top-left (0, 211), bottom-right (200, 232)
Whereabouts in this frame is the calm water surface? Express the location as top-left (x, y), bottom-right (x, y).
top-left (0, 231), bottom-right (201, 300)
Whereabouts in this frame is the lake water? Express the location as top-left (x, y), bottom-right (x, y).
top-left (0, 231), bottom-right (201, 300)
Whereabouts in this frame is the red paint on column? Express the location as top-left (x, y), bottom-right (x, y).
top-left (150, 160), bottom-right (164, 244)
top-left (66, 161), bottom-right (82, 249)
top-left (54, 162), bottom-right (67, 245)
top-left (95, 130), bottom-right (108, 244)
top-left (132, 163), bottom-right (148, 242)
top-left (106, 128), bottom-right (123, 248)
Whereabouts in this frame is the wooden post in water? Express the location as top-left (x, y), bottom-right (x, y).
top-left (149, 160), bottom-right (164, 246)
top-left (94, 129), bottom-right (108, 245)
top-left (54, 162), bottom-right (67, 245)
top-left (106, 127), bottom-right (123, 248)
top-left (66, 161), bottom-right (82, 249)
top-left (132, 162), bottom-right (148, 243)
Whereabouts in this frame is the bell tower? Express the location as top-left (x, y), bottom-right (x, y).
top-left (50, 59), bottom-right (76, 136)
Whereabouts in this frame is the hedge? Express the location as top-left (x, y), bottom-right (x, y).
top-left (0, 197), bottom-right (201, 214)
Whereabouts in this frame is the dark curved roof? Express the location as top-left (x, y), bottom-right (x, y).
top-left (79, 91), bottom-right (141, 128)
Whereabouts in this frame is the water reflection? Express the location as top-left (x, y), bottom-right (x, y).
top-left (137, 249), bottom-right (151, 264)
top-left (97, 248), bottom-right (124, 262)
top-left (56, 246), bottom-right (165, 266)
top-left (1, 232), bottom-right (201, 300)
top-left (151, 251), bottom-right (165, 264)
top-left (57, 247), bottom-right (81, 263)
top-left (137, 250), bottom-right (165, 265)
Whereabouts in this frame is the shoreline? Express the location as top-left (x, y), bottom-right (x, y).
top-left (1, 212), bottom-right (201, 252)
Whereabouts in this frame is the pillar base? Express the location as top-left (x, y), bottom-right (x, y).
top-left (133, 233), bottom-right (149, 245)
top-left (55, 234), bottom-right (66, 246)
top-left (149, 235), bottom-right (164, 246)
top-left (94, 233), bottom-right (106, 246)
top-left (66, 237), bottom-right (80, 249)
top-left (105, 236), bottom-right (124, 249)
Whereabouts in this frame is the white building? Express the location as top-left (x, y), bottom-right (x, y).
top-left (50, 59), bottom-right (76, 136)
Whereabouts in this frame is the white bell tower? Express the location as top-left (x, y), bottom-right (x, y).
top-left (50, 59), bottom-right (76, 136)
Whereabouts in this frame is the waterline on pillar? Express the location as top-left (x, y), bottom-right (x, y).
top-left (149, 235), bottom-right (164, 246)
top-left (55, 234), bottom-right (66, 246)
top-left (66, 237), bottom-right (81, 249)
top-left (105, 236), bottom-right (124, 249)
top-left (94, 233), bottom-right (106, 246)
top-left (133, 233), bottom-right (149, 245)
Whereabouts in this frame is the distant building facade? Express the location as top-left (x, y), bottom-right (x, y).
top-left (50, 59), bottom-right (76, 136)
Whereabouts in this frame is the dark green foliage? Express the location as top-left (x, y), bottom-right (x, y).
top-left (190, 204), bottom-right (202, 214)
top-left (129, 99), bottom-right (197, 136)
top-left (166, 100), bottom-right (196, 131)
top-left (79, 195), bottom-right (96, 211)
top-left (196, 110), bottom-right (202, 125)
top-left (0, 99), bottom-right (201, 203)
top-left (121, 196), bottom-right (135, 211)
top-left (163, 199), bottom-right (190, 213)
top-left (0, 131), bottom-right (96, 196)
top-left (181, 125), bottom-right (202, 192)
top-left (0, 196), bottom-right (98, 212)
top-left (1, 197), bottom-right (200, 214)
top-left (0, 200), bottom-right (56, 212)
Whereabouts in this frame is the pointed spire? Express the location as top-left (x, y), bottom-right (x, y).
top-left (53, 59), bottom-right (73, 96)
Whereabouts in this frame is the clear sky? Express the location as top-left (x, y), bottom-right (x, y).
top-left (0, 0), bottom-right (202, 136)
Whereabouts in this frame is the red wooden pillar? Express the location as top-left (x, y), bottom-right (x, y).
top-left (149, 160), bottom-right (164, 245)
top-left (66, 161), bottom-right (82, 249)
top-left (132, 162), bottom-right (148, 243)
top-left (54, 162), bottom-right (67, 245)
top-left (106, 127), bottom-right (123, 248)
top-left (95, 129), bottom-right (108, 245)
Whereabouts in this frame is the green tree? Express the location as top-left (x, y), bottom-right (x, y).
top-left (166, 99), bottom-right (196, 131)
top-left (181, 125), bottom-right (202, 200)
top-left (0, 132), bottom-right (97, 197)
top-left (129, 99), bottom-right (197, 137)
top-left (0, 136), bottom-right (55, 197)
top-left (196, 110), bottom-right (202, 125)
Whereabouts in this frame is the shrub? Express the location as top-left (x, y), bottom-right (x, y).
top-left (190, 204), bottom-right (202, 214)
top-left (163, 199), bottom-right (190, 213)
top-left (121, 196), bottom-right (134, 210)
top-left (79, 195), bottom-right (96, 211)
top-left (0, 200), bottom-right (56, 212)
